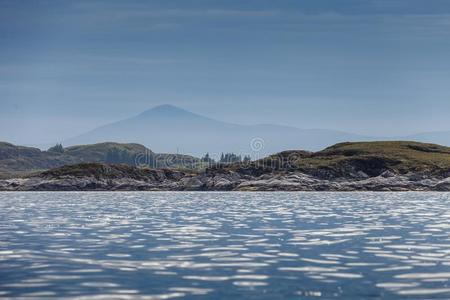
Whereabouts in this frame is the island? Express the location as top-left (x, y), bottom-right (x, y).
top-left (2, 140), bottom-right (450, 191)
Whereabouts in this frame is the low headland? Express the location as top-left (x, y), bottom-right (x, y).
top-left (3, 140), bottom-right (450, 191)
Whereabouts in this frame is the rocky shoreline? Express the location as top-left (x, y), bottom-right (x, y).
top-left (4, 141), bottom-right (450, 192)
top-left (2, 166), bottom-right (450, 191)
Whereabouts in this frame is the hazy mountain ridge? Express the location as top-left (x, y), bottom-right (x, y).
top-left (65, 104), bottom-right (450, 157)
top-left (65, 105), bottom-right (372, 157)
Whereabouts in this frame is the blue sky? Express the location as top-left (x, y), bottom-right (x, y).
top-left (1, 0), bottom-right (450, 145)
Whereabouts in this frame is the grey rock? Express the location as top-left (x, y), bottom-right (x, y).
top-left (181, 177), bottom-right (205, 190)
top-left (380, 170), bottom-right (396, 178)
top-left (356, 171), bottom-right (369, 179)
top-left (1, 169), bottom-right (449, 191)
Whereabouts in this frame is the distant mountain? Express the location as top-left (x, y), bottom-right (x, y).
top-left (66, 104), bottom-right (372, 157)
top-left (0, 141), bottom-right (200, 178)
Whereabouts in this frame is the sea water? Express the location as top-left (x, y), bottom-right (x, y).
top-left (1, 192), bottom-right (450, 299)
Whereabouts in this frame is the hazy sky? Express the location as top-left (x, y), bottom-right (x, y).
top-left (1, 0), bottom-right (450, 145)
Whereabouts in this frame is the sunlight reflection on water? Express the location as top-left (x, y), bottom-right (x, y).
top-left (0, 192), bottom-right (450, 299)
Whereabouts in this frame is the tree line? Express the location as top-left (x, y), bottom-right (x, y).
top-left (202, 153), bottom-right (251, 164)
top-left (47, 143), bottom-right (252, 167)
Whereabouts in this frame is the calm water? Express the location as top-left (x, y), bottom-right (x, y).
top-left (1, 192), bottom-right (450, 299)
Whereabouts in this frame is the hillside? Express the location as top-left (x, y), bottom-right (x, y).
top-left (218, 141), bottom-right (450, 179)
top-left (4, 141), bottom-right (450, 191)
top-left (0, 141), bottom-right (201, 178)
top-left (41, 163), bottom-right (190, 182)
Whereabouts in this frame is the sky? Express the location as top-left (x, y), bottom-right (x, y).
top-left (1, 0), bottom-right (450, 145)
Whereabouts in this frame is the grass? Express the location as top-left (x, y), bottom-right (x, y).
top-left (315, 141), bottom-right (450, 169)
top-left (6, 141), bottom-right (450, 180)
top-left (232, 141), bottom-right (450, 178)
top-left (0, 141), bottom-right (202, 173)
top-left (305, 141), bottom-right (450, 176)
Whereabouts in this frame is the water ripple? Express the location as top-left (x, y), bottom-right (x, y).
top-left (0, 191), bottom-right (450, 299)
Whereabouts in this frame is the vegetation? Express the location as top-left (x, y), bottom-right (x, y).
top-left (311, 141), bottom-right (450, 174)
top-left (47, 143), bottom-right (64, 154)
top-left (219, 153), bottom-right (251, 164)
top-left (5, 140), bottom-right (450, 180)
top-left (0, 141), bottom-right (201, 177)
top-left (41, 163), bottom-right (190, 180)
top-left (219, 141), bottom-right (450, 179)
top-left (201, 153), bottom-right (214, 163)
top-left (105, 147), bottom-right (141, 165)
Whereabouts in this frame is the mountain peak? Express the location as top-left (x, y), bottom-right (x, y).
top-left (66, 104), bottom-right (369, 157)
top-left (148, 104), bottom-right (187, 113)
top-left (151, 104), bottom-right (184, 112)
top-left (139, 104), bottom-right (194, 118)
top-left (136, 104), bottom-right (222, 124)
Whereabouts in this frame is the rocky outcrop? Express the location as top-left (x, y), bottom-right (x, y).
top-left (6, 138), bottom-right (450, 192)
top-left (231, 172), bottom-right (450, 191)
top-left (2, 163), bottom-right (450, 191)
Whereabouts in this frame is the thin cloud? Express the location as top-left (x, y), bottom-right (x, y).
top-left (83, 56), bottom-right (180, 65)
